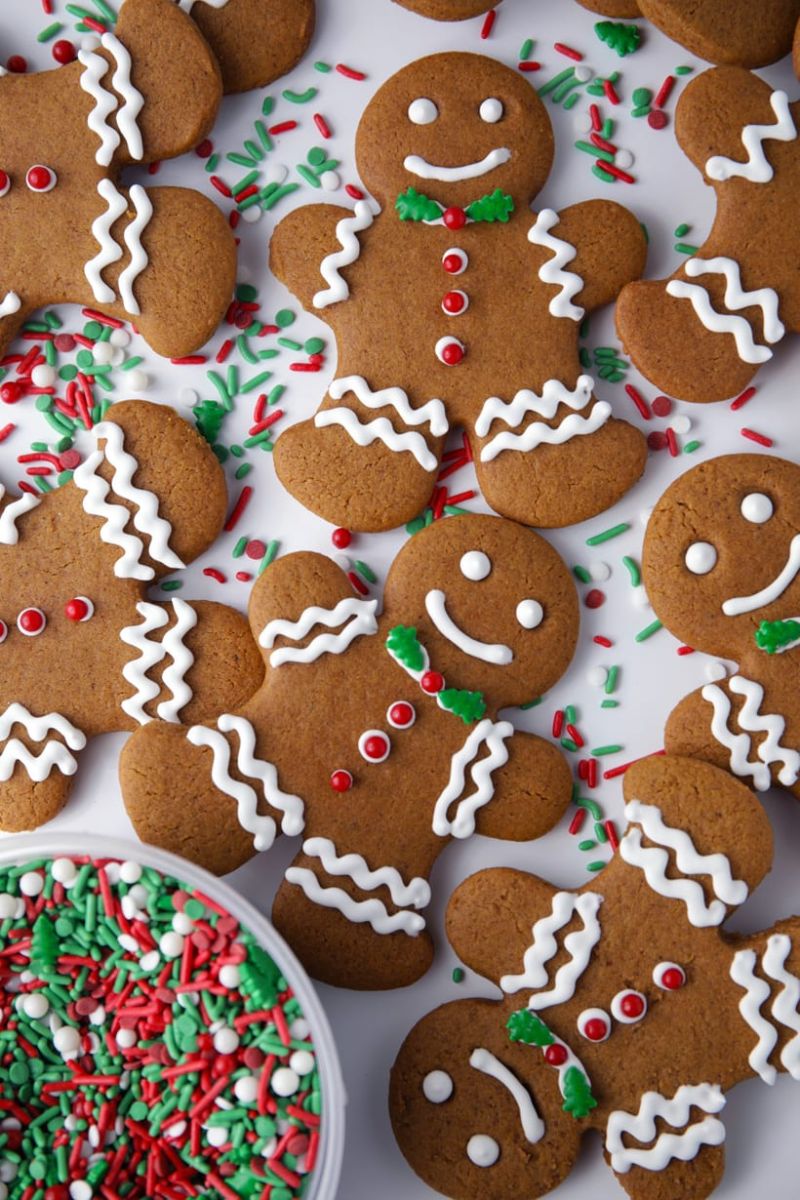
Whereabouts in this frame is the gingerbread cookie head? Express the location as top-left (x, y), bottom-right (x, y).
top-left (177, 0), bottom-right (315, 94)
top-left (356, 52), bottom-right (554, 214)
top-left (383, 514), bottom-right (578, 709)
top-left (0, 0), bottom-right (235, 361)
top-left (643, 453), bottom-right (800, 662)
top-left (391, 754), bottom-right (788, 1200)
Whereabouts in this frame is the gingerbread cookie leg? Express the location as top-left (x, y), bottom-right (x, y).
top-left (0, 708), bottom-right (86, 830)
top-left (727, 918), bottom-right (800, 1087)
top-left (186, 0), bottom-right (315, 95)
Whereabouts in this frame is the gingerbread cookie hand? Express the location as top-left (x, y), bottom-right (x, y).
top-left (0, 399), bottom-right (263, 833)
top-left (175, 0), bottom-right (315, 94)
top-left (0, 0), bottom-right (235, 362)
top-left (391, 755), bottom-right (796, 1200)
top-left (270, 51), bottom-right (647, 533)
top-left (617, 66), bottom-right (799, 403)
top-left (121, 514), bottom-right (577, 989)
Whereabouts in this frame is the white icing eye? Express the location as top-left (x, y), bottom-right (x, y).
top-left (741, 492), bottom-right (773, 524)
top-left (684, 541), bottom-right (717, 575)
top-left (479, 97), bottom-right (504, 123)
top-left (516, 599), bottom-right (544, 629)
top-left (408, 98), bottom-right (438, 125)
top-left (466, 1134), bottom-right (500, 1167)
top-left (577, 1007), bottom-right (611, 1042)
top-left (653, 961), bottom-right (686, 990)
top-left (422, 1070), bottom-right (453, 1103)
top-left (460, 550), bottom-right (491, 581)
top-left (610, 990), bottom-right (647, 1024)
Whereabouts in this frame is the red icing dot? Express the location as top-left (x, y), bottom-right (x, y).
top-left (647, 430), bottom-right (669, 452)
top-left (544, 1043), bottom-right (568, 1067)
top-left (331, 527), bottom-right (352, 549)
top-left (0, 620), bottom-right (7, 645)
top-left (583, 1017), bottom-right (608, 1042)
top-left (330, 769), bottom-right (353, 792)
top-left (58, 449), bottom-right (81, 470)
top-left (442, 290), bottom-right (468, 315)
top-left (245, 539), bottom-right (266, 560)
top-left (662, 966), bottom-right (685, 990)
top-left (65, 596), bottom-right (93, 623)
top-left (438, 339), bottom-right (465, 366)
top-left (620, 992), bottom-right (645, 1019)
top-left (52, 40), bottom-right (76, 65)
top-left (17, 607), bottom-right (46, 636)
top-left (6, 56), bottom-right (27, 74)
top-left (421, 670), bottom-right (444, 694)
top-left (648, 109), bottom-right (669, 130)
top-left (584, 588), bottom-right (605, 609)
top-left (360, 732), bottom-right (390, 762)
top-left (0, 171), bottom-right (10, 198)
top-left (26, 165), bottom-right (56, 193)
top-left (0, 381), bottom-right (23, 405)
top-left (442, 250), bottom-right (467, 275)
top-left (651, 395), bottom-right (672, 417)
top-left (387, 700), bottom-right (415, 729)
top-left (443, 206), bottom-right (467, 230)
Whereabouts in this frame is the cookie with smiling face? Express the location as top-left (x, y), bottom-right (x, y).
top-left (644, 453), bottom-right (800, 802)
top-left (120, 514), bottom-right (578, 989)
top-left (269, 51), bottom-right (647, 532)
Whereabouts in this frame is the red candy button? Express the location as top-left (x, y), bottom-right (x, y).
top-left (442, 248), bottom-right (468, 275)
top-left (0, 171), bottom-right (10, 199)
top-left (65, 596), bottom-right (94, 623)
top-left (26, 165), bottom-right (57, 193)
top-left (436, 336), bottom-right (465, 366)
top-left (654, 961), bottom-right (686, 990)
top-left (330, 769), bottom-right (353, 793)
top-left (611, 989), bottom-right (647, 1024)
top-left (544, 1043), bottom-right (568, 1067)
top-left (331, 527), bottom-right (352, 549)
top-left (358, 729), bottom-right (391, 763)
top-left (17, 607), bottom-right (46, 636)
top-left (442, 290), bottom-right (468, 316)
top-left (52, 40), bottom-right (77, 65)
top-left (578, 1007), bottom-right (610, 1042)
top-left (387, 701), bottom-right (416, 729)
top-left (421, 670), bottom-right (444, 694)
top-left (443, 206), bottom-right (467, 230)
top-left (0, 619), bottom-right (7, 645)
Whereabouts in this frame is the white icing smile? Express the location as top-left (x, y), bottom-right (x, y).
top-left (722, 533), bottom-right (800, 616)
top-left (425, 588), bottom-right (513, 665)
top-left (403, 147), bottom-right (511, 184)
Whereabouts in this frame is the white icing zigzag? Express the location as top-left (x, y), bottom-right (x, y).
top-left (730, 935), bottom-right (800, 1084)
top-left (475, 375), bottom-right (598, 464)
top-left (0, 486), bottom-right (40, 545)
top-left (329, 376), bottom-right (448, 437)
top-left (667, 257), bottom-right (784, 365)
top-left (469, 1048), bottom-right (545, 1144)
top-left (119, 185), bottom-right (152, 317)
top-left (706, 90), bottom-right (796, 184)
top-left (315, 408), bottom-right (439, 473)
top-left (0, 704), bottom-right (87, 783)
top-left (259, 597), bottom-right (378, 667)
top-left (313, 200), bottom-right (378, 309)
top-left (177, 0), bottom-right (231, 11)
top-left (0, 292), bottom-right (21, 320)
top-left (478, 399), bottom-right (610, 463)
top-left (188, 713), bottom-right (305, 850)
top-left (500, 891), bottom-right (603, 1010)
top-left (79, 32), bottom-right (144, 167)
top-left (606, 1083), bottom-right (726, 1174)
top-left (527, 209), bottom-right (585, 321)
top-left (73, 421), bottom-right (184, 581)
top-left (120, 600), bottom-right (197, 725)
top-left (620, 799), bottom-right (748, 927)
top-left (702, 675), bottom-right (800, 791)
top-left (85, 179), bottom-right (128, 305)
top-left (284, 866), bottom-right (422, 936)
top-left (432, 719), bottom-right (514, 839)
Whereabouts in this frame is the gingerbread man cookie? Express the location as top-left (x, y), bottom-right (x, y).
top-left (270, 52), bottom-right (647, 532)
top-left (617, 66), bottom-right (800, 402)
top-left (121, 514), bottom-right (577, 989)
top-left (0, 0), bottom-right (236, 362)
top-left (392, 0), bottom-right (497, 19)
top-left (391, 754), bottom-right (799, 1200)
top-left (644, 452), bottom-right (800, 805)
top-left (173, 0), bottom-right (315, 94)
top-left (0, 399), bottom-right (263, 834)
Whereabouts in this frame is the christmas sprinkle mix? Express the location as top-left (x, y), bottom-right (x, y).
top-left (0, 856), bottom-right (322, 1199)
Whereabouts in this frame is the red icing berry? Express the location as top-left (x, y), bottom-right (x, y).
top-left (421, 670), bottom-right (444, 694)
top-left (6, 56), bottom-right (27, 74)
top-left (387, 700), bottom-right (415, 729)
top-left (330, 769), bottom-right (353, 792)
top-left (0, 381), bottom-right (23, 405)
top-left (648, 109), bottom-right (669, 130)
top-left (442, 249), bottom-right (468, 275)
top-left (26, 165), bottom-right (57, 193)
top-left (443, 206), bottom-right (467, 230)
top-left (52, 40), bottom-right (77, 65)
top-left (584, 588), bottom-right (605, 609)
top-left (583, 1017), bottom-right (608, 1042)
top-left (359, 730), bottom-right (390, 763)
top-left (331, 527), bottom-right (352, 549)
top-left (65, 596), bottom-right (94, 623)
top-left (17, 607), bottom-right (46, 636)
top-left (0, 620), bottom-right (7, 645)
top-left (0, 171), bottom-right (10, 199)
top-left (442, 290), bottom-right (468, 316)
top-left (544, 1043), bottom-right (568, 1067)
top-left (651, 395), bottom-right (672, 417)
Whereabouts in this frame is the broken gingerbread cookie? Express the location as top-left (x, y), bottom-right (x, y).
top-left (391, 754), bottom-right (798, 1200)
top-left (0, 399), bottom-right (263, 834)
top-left (121, 513), bottom-right (578, 990)
top-left (0, 0), bottom-right (236, 361)
top-left (269, 50), bottom-right (647, 532)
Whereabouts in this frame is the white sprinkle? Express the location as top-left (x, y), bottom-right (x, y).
top-left (671, 414), bottom-right (692, 434)
top-left (320, 170), bottom-right (341, 191)
top-left (116, 1027), bottom-right (137, 1049)
top-left (206, 1126), bottom-right (228, 1148)
top-left (89, 1005), bottom-right (106, 1026)
top-left (118, 934), bottom-right (140, 953)
top-left (139, 950), bottom-right (161, 972)
top-left (51, 857), bottom-right (77, 885)
top-left (31, 364), bottom-right (56, 388)
top-left (632, 585), bottom-right (651, 610)
top-left (54, 1026), bottom-right (81, 1058)
top-left (109, 328), bottom-right (131, 348)
top-left (19, 872), bottom-right (43, 897)
top-left (265, 163), bottom-right (288, 186)
top-left (126, 368), bottom-right (149, 391)
top-left (218, 964), bottom-right (241, 989)
top-left (270, 1067), bottom-right (300, 1096)
top-left (69, 1183), bottom-right (92, 1200)
top-left (588, 561), bottom-right (611, 582)
top-left (119, 861), bottom-right (142, 884)
top-left (22, 993), bottom-right (49, 1020)
top-left (234, 1075), bottom-right (259, 1104)
top-left (573, 111), bottom-right (593, 134)
top-left (289, 1018), bottom-right (310, 1040)
top-left (614, 148), bottom-right (634, 170)
top-left (179, 387), bottom-right (199, 407)
top-left (586, 665), bottom-right (608, 688)
top-left (92, 341), bottom-right (115, 366)
top-left (159, 931), bottom-right (184, 959)
top-left (289, 1049), bottom-right (315, 1076)
top-left (574, 65), bottom-right (593, 83)
top-left (0, 894), bottom-right (17, 919)
top-left (213, 1026), bottom-right (240, 1054)
top-left (241, 204), bottom-right (263, 224)
top-left (172, 912), bottom-right (194, 935)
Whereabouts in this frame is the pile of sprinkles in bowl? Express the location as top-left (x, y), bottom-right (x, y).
top-left (0, 857), bottom-right (322, 1199)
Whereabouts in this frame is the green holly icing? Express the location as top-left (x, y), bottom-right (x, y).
top-left (30, 913), bottom-right (59, 970)
top-left (594, 19), bottom-right (642, 56)
top-left (755, 618), bottom-right (800, 654)
top-left (395, 188), bottom-right (443, 223)
top-left (395, 186), bottom-right (515, 224)
top-left (561, 1066), bottom-right (598, 1119)
top-left (507, 1008), bottom-right (554, 1047)
top-left (438, 687), bottom-right (487, 724)
top-left (387, 624), bottom-right (426, 672)
top-left (464, 189), bottom-right (515, 224)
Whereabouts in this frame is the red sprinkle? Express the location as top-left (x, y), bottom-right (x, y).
top-left (209, 175), bottom-right (232, 198)
top-left (593, 635), bottom-right (613, 647)
top-left (648, 109), bottom-right (669, 130)
top-left (590, 132), bottom-right (617, 154)
top-left (587, 757), bottom-right (598, 789)
top-left (0, 423), bottom-right (14, 442)
top-left (603, 748), bottom-right (666, 780)
top-left (741, 427), bottom-right (773, 447)
top-left (224, 485), bottom-right (253, 533)
top-left (730, 386), bottom-right (756, 411)
top-left (597, 159), bottom-right (635, 183)
top-left (269, 120), bottom-right (298, 136)
top-left (554, 42), bottom-right (582, 60)
top-left (589, 103), bottom-right (602, 131)
top-left (651, 394), bottom-right (672, 417)
top-left (677, 645), bottom-right (695, 655)
top-left (566, 724), bottom-right (584, 748)
top-left (313, 113), bottom-right (332, 139)
top-left (604, 819), bottom-right (619, 852)
top-left (625, 384), bottom-right (651, 420)
top-left (203, 568), bottom-right (227, 584)
top-left (552, 709), bottom-right (564, 739)
top-left (666, 427), bottom-right (679, 457)
top-left (335, 63), bottom-right (366, 81)
top-left (568, 808), bottom-right (586, 836)
top-left (654, 75), bottom-right (675, 108)
top-left (518, 61), bottom-right (541, 71)
top-left (348, 571), bottom-right (369, 596)
top-left (480, 9), bottom-right (496, 38)
top-left (585, 588), bottom-right (605, 609)
top-left (345, 184), bottom-right (364, 200)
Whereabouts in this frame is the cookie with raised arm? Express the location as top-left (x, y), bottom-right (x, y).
top-left (0, 399), bottom-right (263, 833)
top-left (270, 51), bottom-right (647, 532)
top-left (121, 514), bottom-right (578, 989)
top-left (391, 754), bottom-right (797, 1200)
top-left (174, 0), bottom-right (315, 94)
top-left (0, 0), bottom-right (235, 361)
top-left (617, 66), bottom-right (800, 401)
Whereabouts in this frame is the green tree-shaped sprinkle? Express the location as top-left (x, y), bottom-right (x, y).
top-left (31, 913), bottom-right (59, 970)
top-left (561, 1066), bottom-right (598, 1119)
top-left (193, 399), bottom-right (227, 446)
top-left (594, 20), bottom-right (642, 56)
top-left (239, 944), bottom-right (282, 1009)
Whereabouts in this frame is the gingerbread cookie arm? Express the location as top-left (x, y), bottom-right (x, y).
top-left (270, 203), bottom-right (362, 319)
top-left (473, 732), bottom-right (571, 842)
top-left (0, 710), bottom-right (87, 831)
top-left (663, 685), bottom-right (740, 776)
top-left (545, 200), bottom-right (648, 312)
top-left (726, 916), bottom-right (800, 1087)
top-left (604, 1131), bottom-right (726, 1200)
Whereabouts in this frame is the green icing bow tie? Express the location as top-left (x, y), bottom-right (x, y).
top-left (755, 618), bottom-right (800, 654)
top-left (395, 186), bottom-right (515, 225)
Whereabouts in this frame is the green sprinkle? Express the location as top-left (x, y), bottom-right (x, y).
top-left (277, 337), bottom-right (302, 351)
top-left (631, 104), bottom-right (651, 118)
top-left (283, 86), bottom-right (318, 104)
top-left (520, 37), bottom-right (534, 59)
top-left (561, 738), bottom-right (579, 753)
top-left (255, 120), bottom-right (273, 153)
top-left (519, 697), bottom-right (542, 710)
top-left (577, 795), bottom-right (602, 820)
top-left (675, 65), bottom-right (693, 75)
top-left (565, 705), bottom-right (577, 724)
top-left (684, 439), bottom-right (701, 453)
top-left (587, 861), bottom-right (605, 872)
top-left (204, 153), bottom-right (220, 172)
top-left (563, 93), bottom-right (580, 110)
top-left (586, 522), bottom-right (630, 546)
top-left (591, 744), bottom-right (623, 757)
top-left (354, 560), bottom-right (377, 583)
top-left (594, 821), bottom-right (608, 844)
top-left (578, 839), bottom-right (596, 852)
top-left (314, 60), bottom-right (332, 72)
top-left (622, 556), bottom-right (640, 586)
top-left (632, 87), bottom-right (652, 105)
top-left (601, 699), bottom-right (620, 708)
top-left (262, 182), bottom-right (301, 210)
top-left (635, 619), bottom-right (663, 643)
top-left (604, 666), bottom-right (619, 695)
top-left (296, 164), bottom-right (322, 188)
top-left (37, 21), bottom-right (63, 41)
top-left (235, 462), bottom-right (253, 480)
top-left (573, 565), bottom-right (592, 583)
top-left (232, 536), bottom-right (248, 560)
top-left (160, 580), bottom-right (183, 592)
top-left (538, 67), bottom-right (575, 97)
top-left (452, 967), bottom-right (465, 983)
top-left (227, 151), bottom-right (258, 168)
top-left (304, 337), bottom-right (325, 355)
top-left (258, 540), bottom-right (280, 574)
top-left (275, 309), bottom-right (295, 328)
top-left (675, 242), bottom-right (700, 255)
top-left (592, 163), bottom-right (616, 183)
top-left (673, 222), bottom-right (690, 237)
top-left (575, 139), bottom-right (614, 163)
top-left (242, 371), bottom-right (273, 394)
